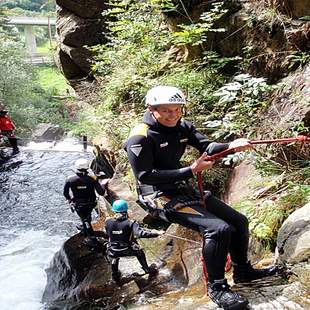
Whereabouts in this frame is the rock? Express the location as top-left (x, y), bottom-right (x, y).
top-left (42, 232), bottom-right (112, 303)
top-left (43, 231), bottom-right (177, 308)
top-left (55, 47), bottom-right (86, 80)
top-left (277, 202), bottom-right (310, 264)
top-left (106, 165), bottom-right (148, 222)
top-left (165, 224), bottom-right (204, 286)
top-left (60, 44), bottom-right (93, 73)
top-left (56, 0), bottom-right (108, 18)
top-left (56, 6), bottom-right (106, 47)
top-left (278, 0), bottom-right (310, 18)
top-left (32, 123), bottom-right (64, 141)
top-left (55, 2), bottom-right (108, 90)
top-left (290, 262), bottom-right (310, 289)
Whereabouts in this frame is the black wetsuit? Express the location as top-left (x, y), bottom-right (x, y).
top-left (124, 111), bottom-right (250, 282)
top-left (105, 215), bottom-right (159, 280)
top-left (63, 171), bottom-right (105, 238)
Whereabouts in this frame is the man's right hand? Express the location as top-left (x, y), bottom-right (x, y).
top-left (190, 152), bottom-right (214, 174)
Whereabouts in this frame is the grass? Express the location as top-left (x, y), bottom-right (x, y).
top-left (36, 41), bottom-right (56, 54)
top-left (33, 65), bottom-right (71, 95)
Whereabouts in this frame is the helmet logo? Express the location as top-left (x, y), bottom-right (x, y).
top-left (168, 93), bottom-right (185, 103)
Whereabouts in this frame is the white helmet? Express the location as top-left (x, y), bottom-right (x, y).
top-left (145, 86), bottom-right (186, 106)
top-left (75, 158), bottom-right (89, 171)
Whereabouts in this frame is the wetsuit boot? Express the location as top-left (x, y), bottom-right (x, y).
top-left (143, 263), bottom-right (158, 278)
top-left (233, 262), bottom-right (278, 284)
top-left (208, 279), bottom-right (249, 310)
top-left (111, 258), bottom-right (121, 285)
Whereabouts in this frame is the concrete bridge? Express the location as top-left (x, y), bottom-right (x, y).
top-left (7, 16), bottom-right (56, 59)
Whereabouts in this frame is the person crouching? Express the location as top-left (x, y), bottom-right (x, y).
top-left (105, 199), bottom-right (164, 284)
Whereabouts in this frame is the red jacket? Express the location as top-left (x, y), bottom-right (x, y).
top-left (0, 114), bottom-right (15, 131)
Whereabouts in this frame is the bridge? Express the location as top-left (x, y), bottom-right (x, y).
top-left (6, 16), bottom-right (56, 62)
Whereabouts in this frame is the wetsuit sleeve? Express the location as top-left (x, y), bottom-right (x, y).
top-left (132, 221), bottom-right (159, 238)
top-left (185, 121), bottom-right (229, 155)
top-left (125, 135), bottom-right (193, 185)
top-left (94, 180), bottom-right (105, 196)
top-left (63, 180), bottom-right (72, 201)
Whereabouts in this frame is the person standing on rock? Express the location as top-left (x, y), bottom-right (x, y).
top-left (105, 199), bottom-right (164, 284)
top-left (124, 85), bottom-right (277, 310)
top-left (0, 100), bottom-right (19, 155)
top-left (64, 158), bottom-right (106, 248)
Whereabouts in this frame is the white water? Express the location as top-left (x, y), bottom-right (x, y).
top-left (0, 139), bottom-right (93, 309)
top-left (0, 231), bottom-right (65, 310)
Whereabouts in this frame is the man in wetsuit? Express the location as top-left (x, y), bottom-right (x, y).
top-left (64, 158), bottom-right (105, 247)
top-left (105, 199), bottom-right (164, 284)
top-left (124, 86), bottom-right (277, 310)
top-left (0, 102), bottom-right (19, 154)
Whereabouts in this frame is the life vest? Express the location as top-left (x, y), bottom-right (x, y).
top-left (0, 115), bottom-right (15, 131)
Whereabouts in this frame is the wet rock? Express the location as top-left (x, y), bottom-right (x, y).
top-left (32, 123), bottom-right (64, 142)
top-left (43, 227), bottom-right (179, 309)
top-left (42, 232), bottom-right (112, 304)
top-left (277, 202), bottom-right (310, 264)
top-left (164, 224), bottom-right (204, 286)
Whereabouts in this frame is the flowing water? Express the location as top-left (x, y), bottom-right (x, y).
top-left (0, 139), bottom-right (93, 310)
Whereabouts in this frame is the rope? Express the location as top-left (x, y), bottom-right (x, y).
top-left (164, 232), bottom-right (202, 245)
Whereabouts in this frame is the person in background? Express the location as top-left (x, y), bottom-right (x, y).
top-left (0, 100), bottom-right (19, 154)
top-left (105, 199), bottom-right (164, 284)
top-left (124, 85), bottom-right (277, 310)
top-left (64, 158), bottom-right (106, 248)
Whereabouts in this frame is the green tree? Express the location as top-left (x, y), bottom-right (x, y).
top-left (2, 0), bottom-right (55, 13)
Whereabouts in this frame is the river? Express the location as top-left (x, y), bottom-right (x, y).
top-left (0, 139), bottom-right (93, 310)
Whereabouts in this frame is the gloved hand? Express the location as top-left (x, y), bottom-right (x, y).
top-left (150, 229), bottom-right (165, 236)
top-left (87, 169), bottom-right (97, 180)
top-left (67, 199), bottom-right (75, 212)
top-left (156, 230), bottom-right (165, 236)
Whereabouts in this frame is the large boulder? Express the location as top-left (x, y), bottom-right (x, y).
top-left (56, 7), bottom-right (106, 47)
top-left (32, 123), bottom-right (64, 141)
top-left (277, 202), bottom-right (310, 264)
top-left (56, 0), bottom-right (108, 18)
top-left (42, 231), bottom-right (178, 308)
top-left (55, 1), bottom-right (108, 88)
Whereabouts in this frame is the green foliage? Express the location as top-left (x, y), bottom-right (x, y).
top-left (279, 182), bottom-right (310, 209)
top-left (2, 0), bottom-right (55, 13)
top-left (235, 198), bottom-right (289, 250)
top-left (235, 159), bottom-right (310, 250)
top-left (203, 74), bottom-right (272, 139)
top-left (287, 52), bottom-right (310, 70)
top-left (92, 0), bottom-right (234, 115)
top-left (171, 2), bottom-right (227, 46)
top-left (0, 15), bottom-right (69, 135)
top-left (33, 65), bottom-right (70, 95)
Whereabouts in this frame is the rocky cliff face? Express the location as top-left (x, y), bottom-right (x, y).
top-left (55, 0), bottom-right (108, 93)
top-left (55, 0), bottom-right (310, 91)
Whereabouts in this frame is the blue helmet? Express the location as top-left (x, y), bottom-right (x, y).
top-left (112, 199), bottom-right (128, 213)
